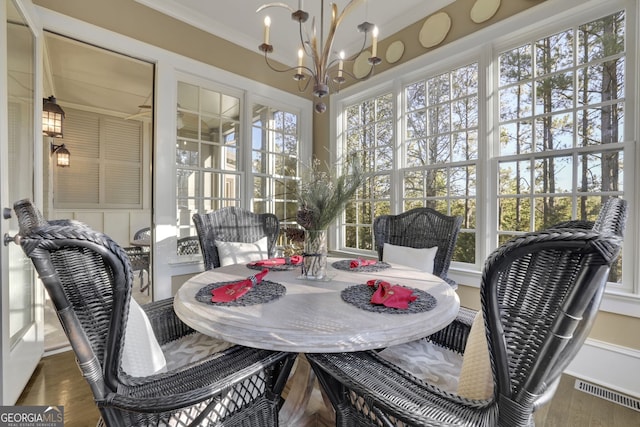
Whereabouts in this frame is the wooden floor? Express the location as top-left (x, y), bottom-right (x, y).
top-left (17, 350), bottom-right (639, 426)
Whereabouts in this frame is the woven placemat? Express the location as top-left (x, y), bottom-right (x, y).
top-left (195, 280), bottom-right (286, 306)
top-left (246, 262), bottom-right (301, 271)
top-left (331, 260), bottom-right (391, 272)
top-left (341, 284), bottom-right (437, 314)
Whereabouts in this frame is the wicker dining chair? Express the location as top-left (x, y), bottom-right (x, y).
top-left (178, 235), bottom-right (201, 255)
top-left (123, 246), bottom-right (151, 294)
top-left (308, 198), bottom-right (627, 427)
top-left (134, 226), bottom-right (151, 241)
top-left (124, 227), bottom-right (152, 294)
top-left (373, 207), bottom-right (463, 287)
top-left (13, 199), bottom-right (296, 427)
top-left (193, 207), bottom-right (280, 270)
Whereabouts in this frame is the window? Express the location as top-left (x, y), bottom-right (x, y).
top-left (336, 3), bottom-right (633, 296)
top-left (175, 83), bottom-right (305, 255)
top-left (402, 64), bottom-right (479, 264)
top-left (54, 107), bottom-right (143, 208)
top-left (343, 93), bottom-right (394, 252)
top-left (176, 82), bottom-right (241, 242)
top-left (497, 12), bottom-right (625, 283)
top-left (251, 104), bottom-right (300, 224)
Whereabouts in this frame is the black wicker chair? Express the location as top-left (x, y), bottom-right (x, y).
top-left (123, 246), bottom-right (151, 294)
top-left (178, 235), bottom-right (201, 255)
top-left (193, 207), bottom-right (280, 270)
top-left (124, 227), bottom-right (152, 294)
top-left (13, 199), bottom-right (296, 427)
top-left (134, 226), bottom-right (151, 241)
top-left (308, 198), bottom-right (627, 427)
top-left (373, 207), bottom-right (463, 287)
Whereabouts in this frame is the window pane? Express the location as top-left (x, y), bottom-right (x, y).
top-left (499, 197), bottom-right (532, 232)
top-left (499, 121), bottom-right (533, 155)
top-left (577, 150), bottom-right (623, 193)
top-left (577, 103), bottom-right (624, 145)
top-left (534, 196), bottom-right (573, 229)
top-left (499, 161), bottom-right (532, 195)
top-left (499, 45), bottom-right (532, 86)
top-left (499, 83), bottom-right (533, 121)
top-left (533, 156), bottom-right (573, 194)
top-left (578, 12), bottom-right (625, 64)
top-left (534, 113), bottom-right (573, 151)
top-left (535, 30), bottom-right (573, 76)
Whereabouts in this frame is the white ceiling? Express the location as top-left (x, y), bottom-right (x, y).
top-left (44, 32), bottom-right (154, 118)
top-left (43, 0), bottom-right (455, 118)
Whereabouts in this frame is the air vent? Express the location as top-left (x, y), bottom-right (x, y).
top-left (574, 379), bottom-right (640, 412)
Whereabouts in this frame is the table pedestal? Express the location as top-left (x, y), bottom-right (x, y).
top-left (281, 355), bottom-right (335, 426)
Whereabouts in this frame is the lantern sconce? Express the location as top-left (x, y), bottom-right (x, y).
top-left (43, 96), bottom-right (69, 167)
top-left (50, 143), bottom-right (70, 167)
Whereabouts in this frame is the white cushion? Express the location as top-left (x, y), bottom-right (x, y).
top-left (377, 310), bottom-right (493, 401)
top-left (162, 332), bottom-right (234, 371)
top-left (382, 242), bottom-right (438, 273)
top-left (121, 298), bottom-right (167, 376)
top-left (216, 237), bottom-right (269, 267)
top-left (457, 311), bottom-right (494, 400)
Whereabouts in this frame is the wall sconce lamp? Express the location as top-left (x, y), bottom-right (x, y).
top-left (43, 96), bottom-right (69, 167)
top-left (43, 96), bottom-right (65, 137)
top-left (51, 143), bottom-right (70, 167)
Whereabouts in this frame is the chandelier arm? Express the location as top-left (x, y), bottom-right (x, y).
top-left (334, 0), bottom-right (365, 29)
top-left (263, 51), bottom-right (316, 76)
top-left (299, 23), bottom-right (313, 58)
top-left (355, 29), bottom-right (370, 57)
top-left (309, 17), bottom-right (323, 80)
top-left (328, 65), bottom-right (375, 84)
top-left (297, 76), bottom-right (313, 93)
top-left (319, 3), bottom-right (339, 77)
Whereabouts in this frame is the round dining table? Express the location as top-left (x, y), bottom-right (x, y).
top-left (173, 258), bottom-right (460, 425)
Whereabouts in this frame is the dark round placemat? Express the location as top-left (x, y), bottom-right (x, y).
top-left (246, 262), bottom-right (301, 271)
top-left (341, 284), bottom-right (436, 314)
top-left (331, 259), bottom-right (391, 272)
top-left (195, 280), bottom-right (286, 306)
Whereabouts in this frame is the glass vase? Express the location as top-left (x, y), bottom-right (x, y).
top-left (302, 229), bottom-right (328, 280)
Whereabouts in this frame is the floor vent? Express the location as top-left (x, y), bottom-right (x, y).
top-left (574, 379), bottom-right (640, 412)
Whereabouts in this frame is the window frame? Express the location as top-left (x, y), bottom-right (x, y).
top-left (172, 72), bottom-right (313, 262)
top-left (331, 0), bottom-right (639, 314)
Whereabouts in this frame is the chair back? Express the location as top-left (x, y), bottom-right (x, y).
top-left (482, 198), bottom-right (626, 425)
top-left (193, 207), bottom-right (280, 269)
top-left (177, 235), bottom-right (201, 255)
top-left (13, 199), bottom-right (133, 402)
top-left (373, 207), bottom-right (463, 286)
top-left (133, 226), bottom-right (151, 240)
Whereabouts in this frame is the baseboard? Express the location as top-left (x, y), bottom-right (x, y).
top-left (565, 338), bottom-right (640, 399)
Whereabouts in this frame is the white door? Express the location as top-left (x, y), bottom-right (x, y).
top-left (0, 0), bottom-right (44, 404)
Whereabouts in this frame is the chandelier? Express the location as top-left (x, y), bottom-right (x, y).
top-left (257, 0), bottom-right (380, 113)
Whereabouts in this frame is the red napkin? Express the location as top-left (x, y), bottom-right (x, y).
top-left (350, 258), bottom-right (378, 268)
top-left (211, 269), bottom-right (269, 302)
top-left (251, 256), bottom-right (303, 266)
top-left (366, 279), bottom-right (417, 310)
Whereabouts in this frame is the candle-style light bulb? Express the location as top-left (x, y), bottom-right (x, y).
top-left (338, 51), bottom-right (345, 77)
top-left (372, 26), bottom-right (379, 58)
top-left (298, 48), bottom-right (304, 74)
top-left (264, 16), bottom-right (271, 45)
